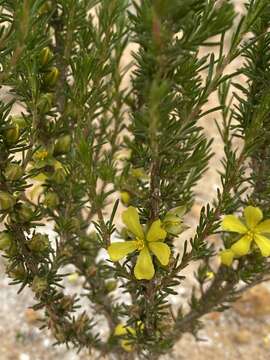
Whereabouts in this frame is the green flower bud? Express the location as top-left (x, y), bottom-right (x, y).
top-left (4, 123), bottom-right (20, 144)
top-left (44, 66), bottom-right (59, 87)
top-left (12, 115), bottom-right (27, 130)
top-left (163, 206), bottom-right (188, 236)
top-left (0, 191), bottom-right (16, 210)
top-left (16, 203), bottom-right (34, 222)
top-left (28, 233), bottom-right (50, 252)
top-left (130, 167), bottom-right (148, 180)
top-left (38, 1), bottom-right (53, 15)
top-left (167, 205), bottom-right (187, 217)
top-left (79, 233), bottom-right (98, 250)
top-left (4, 163), bottom-right (23, 181)
top-left (54, 134), bottom-right (71, 155)
top-left (69, 217), bottom-right (81, 232)
top-left (37, 93), bottom-right (54, 113)
top-left (39, 47), bottom-right (53, 67)
top-left (6, 241), bottom-right (18, 256)
top-left (43, 192), bottom-right (60, 208)
top-left (0, 231), bottom-right (13, 250)
top-left (105, 280), bottom-right (117, 293)
top-left (32, 276), bottom-right (48, 294)
top-left (7, 263), bottom-right (26, 280)
top-left (51, 168), bottom-right (66, 184)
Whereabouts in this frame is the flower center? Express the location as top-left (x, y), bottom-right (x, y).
top-left (35, 150), bottom-right (49, 161)
top-left (246, 230), bottom-right (255, 241)
top-left (136, 238), bottom-right (144, 250)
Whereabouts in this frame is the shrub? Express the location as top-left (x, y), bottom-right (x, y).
top-left (1, 1), bottom-right (270, 359)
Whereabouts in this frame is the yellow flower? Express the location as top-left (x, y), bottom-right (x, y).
top-left (108, 207), bottom-right (170, 280)
top-left (220, 206), bottom-right (270, 265)
top-left (114, 323), bottom-right (136, 352)
top-left (114, 322), bottom-right (143, 352)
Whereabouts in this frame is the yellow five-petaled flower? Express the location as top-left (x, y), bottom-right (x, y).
top-left (108, 207), bottom-right (171, 280)
top-left (220, 206), bottom-right (270, 266)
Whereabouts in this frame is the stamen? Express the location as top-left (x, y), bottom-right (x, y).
top-left (247, 230), bottom-right (254, 240)
top-left (136, 238), bottom-right (144, 250)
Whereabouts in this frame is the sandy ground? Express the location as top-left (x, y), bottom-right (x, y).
top-left (2, 1), bottom-right (270, 359)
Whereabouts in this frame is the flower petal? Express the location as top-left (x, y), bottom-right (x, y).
top-left (222, 215), bottom-right (247, 233)
top-left (220, 249), bottom-right (234, 266)
top-left (255, 219), bottom-right (270, 234)
top-left (149, 242), bottom-right (171, 266)
top-left (114, 324), bottom-right (127, 336)
top-left (108, 241), bottom-right (138, 262)
top-left (244, 206), bottom-right (263, 229)
top-left (231, 235), bottom-right (253, 256)
top-left (146, 219), bottom-right (167, 242)
top-left (121, 339), bottom-right (134, 352)
top-left (254, 234), bottom-right (270, 257)
top-left (114, 324), bottom-right (135, 336)
top-left (122, 207), bottom-right (144, 239)
top-left (134, 248), bottom-right (155, 280)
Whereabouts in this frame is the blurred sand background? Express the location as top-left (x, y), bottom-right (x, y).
top-left (1, 1), bottom-right (270, 359)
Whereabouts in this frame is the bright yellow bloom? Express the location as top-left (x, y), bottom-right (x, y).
top-left (108, 207), bottom-right (170, 280)
top-left (220, 206), bottom-right (270, 266)
top-left (114, 323), bottom-right (136, 352)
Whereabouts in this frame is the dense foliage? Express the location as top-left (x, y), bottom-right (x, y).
top-left (1, 1), bottom-right (270, 359)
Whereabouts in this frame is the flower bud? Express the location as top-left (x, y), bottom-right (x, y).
top-left (28, 233), bottom-right (50, 252)
top-left (12, 115), bottom-right (27, 130)
top-left (51, 168), bottom-right (66, 184)
top-left (105, 280), bottom-right (117, 293)
top-left (32, 276), bottom-right (48, 294)
top-left (120, 191), bottom-right (131, 206)
top-left (37, 93), bottom-right (54, 113)
top-left (44, 67), bottom-right (59, 87)
top-left (130, 167), bottom-right (148, 180)
top-left (54, 134), bottom-right (71, 155)
top-left (43, 192), bottom-right (60, 209)
top-left (40, 47), bottom-right (53, 67)
top-left (7, 264), bottom-right (26, 280)
top-left (39, 1), bottom-right (53, 15)
top-left (0, 191), bottom-right (16, 210)
top-left (69, 217), bottom-right (81, 232)
top-left (163, 206), bottom-right (187, 236)
top-left (4, 123), bottom-right (20, 144)
top-left (67, 272), bottom-right (79, 284)
top-left (0, 231), bottom-right (12, 251)
top-left (16, 203), bottom-right (34, 222)
top-left (6, 241), bottom-right (18, 256)
top-left (4, 163), bottom-right (23, 181)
